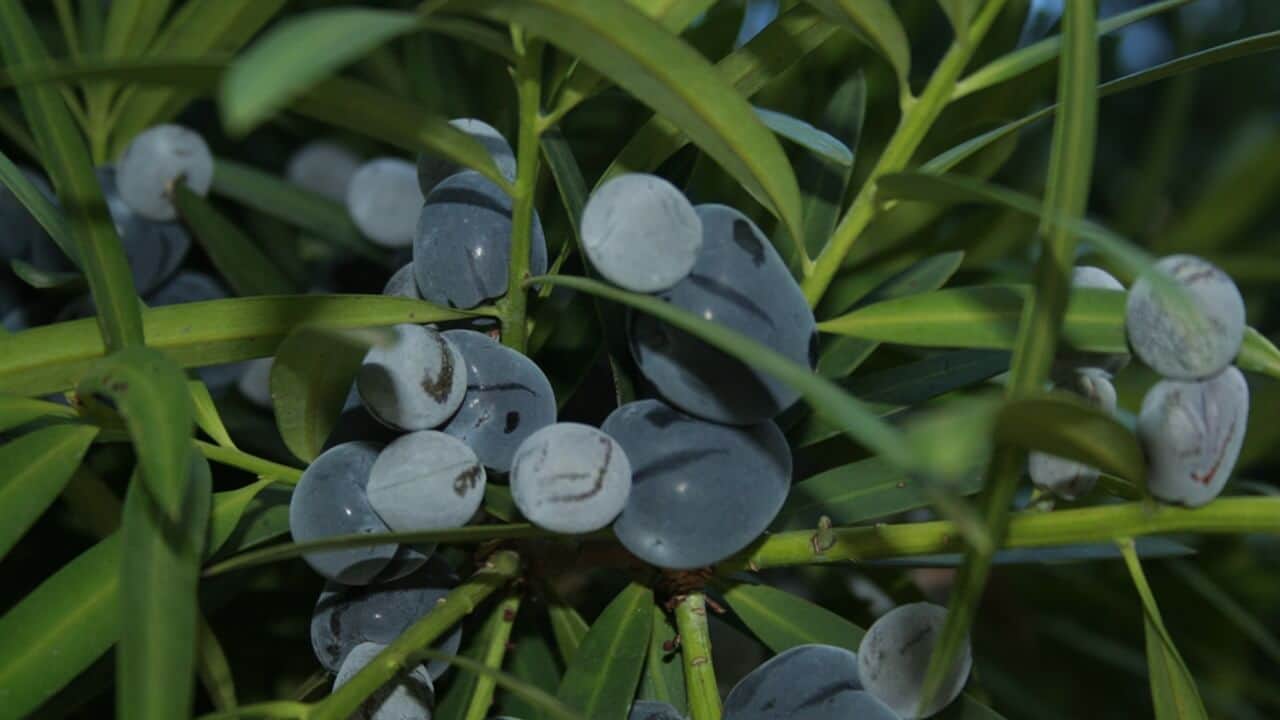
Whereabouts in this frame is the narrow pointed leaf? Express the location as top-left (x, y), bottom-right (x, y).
top-left (10, 258), bottom-right (85, 292)
top-left (0, 148), bottom-right (74, 262)
top-left (754, 106), bottom-right (853, 166)
top-left (996, 391), bottom-right (1146, 483)
top-left (556, 583), bottom-right (653, 720)
top-left (173, 185), bottom-right (296, 297)
top-left (103, 0), bottom-right (172, 59)
top-left (547, 584), bottom-right (591, 667)
top-left (0, 424), bottom-right (98, 560)
top-left (196, 616), bottom-right (238, 711)
top-left (500, 625), bottom-right (563, 719)
top-left (639, 605), bottom-right (687, 714)
top-left (189, 379), bottom-right (235, 449)
top-left (0, 394), bottom-right (77, 433)
top-left (804, 0), bottom-right (910, 88)
top-left (721, 582), bottom-right (865, 652)
top-left (795, 73), bottom-right (865, 258)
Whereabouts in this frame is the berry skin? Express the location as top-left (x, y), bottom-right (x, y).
top-left (1139, 365), bottom-right (1249, 508)
top-left (603, 399), bottom-right (790, 569)
top-left (413, 170), bottom-right (547, 309)
top-left (383, 263), bottom-right (422, 300)
top-left (367, 431), bottom-right (486, 533)
top-left (347, 158), bottom-right (425, 249)
top-left (417, 118), bottom-right (517, 193)
top-left (1029, 369), bottom-right (1118, 501)
top-left (439, 329), bottom-right (557, 473)
top-left (858, 603), bottom-right (972, 719)
top-left (723, 644), bottom-right (897, 720)
top-left (357, 324), bottom-right (468, 432)
top-left (332, 642), bottom-right (435, 720)
top-left (98, 166), bottom-right (191, 295)
top-left (581, 173), bottom-right (702, 293)
top-left (629, 204), bottom-right (816, 425)
top-left (1053, 266), bottom-right (1130, 380)
top-left (510, 423), bottom-right (632, 534)
top-left (628, 700), bottom-right (686, 720)
top-left (1126, 254), bottom-right (1245, 380)
top-left (117, 124), bottom-right (214, 221)
top-left (287, 140), bottom-right (361, 202)
top-left (288, 441), bottom-right (399, 585)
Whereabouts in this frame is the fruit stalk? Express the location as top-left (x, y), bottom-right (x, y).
top-left (676, 593), bottom-right (722, 720)
top-left (500, 33), bottom-right (546, 353)
top-left (308, 550), bottom-right (522, 720)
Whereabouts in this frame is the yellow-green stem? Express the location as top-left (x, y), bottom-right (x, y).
top-left (464, 592), bottom-right (523, 720)
top-left (500, 35), bottom-right (545, 353)
top-left (676, 593), bottom-right (721, 720)
top-left (310, 551), bottom-right (521, 720)
top-left (194, 440), bottom-right (303, 485)
top-left (194, 700), bottom-right (310, 720)
top-left (801, 0), bottom-right (1009, 307)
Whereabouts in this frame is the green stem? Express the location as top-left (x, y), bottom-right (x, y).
top-left (676, 593), bottom-right (721, 720)
top-left (801, 0), bottom-right (1009, 307)
top-left (310, 550), bottom-right (521, 720)
top-left (194, 440), bottom-right (303, 485)
top-left (499, 34), bottom-right (545, 353)
top-left (717, 497), bottom-right (1280, 573)
top-left (194, 701), bottom-right (310, 720)
top-left (464, 592), bottom-right (523, 720)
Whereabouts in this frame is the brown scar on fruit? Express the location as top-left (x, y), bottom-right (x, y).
top-left (547, 436), bottom-right (612, 503)
top-left (1192, 416), bottom-right (1237, 486)
top-left (420, 332), bottom-right (456, 402)
top-left (453, 465), bottom-right (482, 496)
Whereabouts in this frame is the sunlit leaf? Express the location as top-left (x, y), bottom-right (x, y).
top-left (556, 583), bottom-right (653, 720)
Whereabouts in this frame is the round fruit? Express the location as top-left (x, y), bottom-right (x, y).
top-left (367, 431), bottom-right (486, 532)
top-left (413, 170), bottom-right (547, 309)
top-left (1126, 255), bottom-right (1245, 380)
top-left (723, 644), bottom-right (896, 720)
top-left (439, 329), bottom-right (557, 473)
top-left (630, 204), bottom-right (816, 425)
top-left (98, 166), bottom-right (191, 295)
top-left (357, 324), bottom-right (468, 432)
top-left (1139, 365), bottom-right (1249, 508)
top-left (510, 423), bottom-right (631, 534)
top-left (288, 441), bottom-right (399, 585)
top-left (858, 603), bottom-right (972, 719)
top-left (417, 118), bottom-right (517, 193)
top-left (629, 700), bottom-right (685, 720)
top-left (238, 357), bottom-right (275, 409)
top-left (1029, 369), bottom-right (1118, 501)
top-left (581, 173), bottom-right (702, 293)
top-left (116, 124), bottom-right (213, 221)
top-left (286, 140), bottom-right (360, 202)
top-left (347, 158), bottom-right (425, 249)
top-left (383, 263), bottom-right (421, 300)
top-left (311, 558), bottom-right (463, 679)
top-left (332, 642), bottom-right (434, 720)
top-left (603, 399), bottom-right (790, 569)
top-left (1054, 266), bottom-right (1129, 380)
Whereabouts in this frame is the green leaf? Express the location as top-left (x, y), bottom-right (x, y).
top-left (546, 583), bottom-right (591, 667)
top-left (638, 605), bottom-right (687, 714)
top-left (10, 258), bottom-right (85, 292)
top-left (0, 1), bottom-right (143, 352)
top-left (754, 106), bottom-right (853, 166)
top-left (795, 73), bottom-right (865, 259)
top-left (205, 478), bottom-right (274, 559)
top-left (0, 394), bottom-right (77, 433)
top-left (0, 424), bottom-right (98, 560)
top-left (434, 599), bottom-right (505, 720)
top-left (189, 379), bottom-right (235, 449)
top-left (996, 391), bottom-right (1146, 483)
top-left (1119, 540), bottom-right (1210, 720)
top-left (456, 0), bottom-right (803, 241)
top-left (953, 0), bottom-right (1194, 100)
top-left (804, 0), bottom-right (910, 89)
top-left (1166, 560), bottom-right (1280, 666)
top-left (775, 456), bottom-right (985, 531)
top-left (196, 615), bottom-right (238, 711)
top-left (937, 0), bottom-right (974, 39)
top-left (721, 581), bottom-right (865, 652)
top-left (416, 648), bottom-right (585, 720)
top-left (0, 147), bottom-right (74, 263)
top-left (272, 325), bottom-right (393, 463)
top-left (0, 535), bottom-right (121, 719)
top-left (77, 346), bottom-right (194, 521)
top-left (210, 158), bottom-right (378, 260)
top-left (602, 4), bottom-right (837, 184)
top-left (500, 624), bottom-right (563, 720)
top-left (220, 8), bottom-right (422, 134)
top-left (118, 452), bottom-right (212, 720)
top-left (0, 294), bottom-right (477, 397)
top-left (173, 185), bottom-right (296, 297)
top-left (531, 274), bottom-right (916, 471)
top-left (556, 583), bottom-right (653, 720)
top-left (103, 0), bottom-right (172, 58)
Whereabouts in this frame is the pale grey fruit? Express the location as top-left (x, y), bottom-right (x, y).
top-left (117, 124), bottom-right (213, 221)
top-left (858, 603), bottom-right (972, 719)
top-left (723, 644), bottom-right (892, 720)
top-left (368, 431), bottom-right (486, 532)
top-left (333, 642), bottom-right (435, 720)
top-left (1126, 255), bottom-right (1245, 380)
top-left (1139, 365), bottom-right (1249, 508)
top-left (510, 423), bottom-right (632, 534)
top-left (417, 118), bottom-right (517, 193)
top-left (1029, 369), bottom-right (1118, 500)
top-left (357, 324), bottom-right (468, 431)
top-left (289, 442), bottom-right (398, 585)
top-left (98, 166), bottom-right (191, 294)
top-left (384, 263), bottom-right (422, 299)
top-left (287, 140), bottom-right (361, 202)
top-left (238, 357), bottom-right (275, 409)
top-left (628, 700), bottom-right (685, 720)
top-left (348, 158), bottom-right (426, 248)
top-left (1054, 266), bottom-right (1130, 380)
top-left (581, 174), bottom-right (702, 293)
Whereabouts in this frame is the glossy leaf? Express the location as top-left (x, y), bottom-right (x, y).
top-left (1120, 540), bottom-right (1209, 719)
top-left (804, 0), bottom-right (910, 88)
top-left (0, 535), bottom-right (121, 719)
top-left (77, 345), bottom-right (194, 521)
top-left (455, 0), bottom-right (803, 243)
top-left (173, 185), bottom-right (296, 297)
top-left (754, 106), bottom-right (853, 166)
top-left (556, 583), bottom-right (653, 720)
top-left (220, 8), bottom-right (422, 134)
top-left (532, 274), bottom-right (916, 470)
top-left (721, 581), bottom-right (865, 652)
top-left (796, 73), bottom-right (865, 259)
top-left (0, 294), bottom-right (477, 396)
top-left (996, 392), bottom-right (1146, 483)
top-left (639, 605), bottom-right (687, 714)
top-left (118, 454), bottom-right (212, 720)
top-left (0, 424), bottom-right (98, 560)
top-left (271, 325), bottom-right (391, 463)
top-left (205, 478), bottom-right (274, 559)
